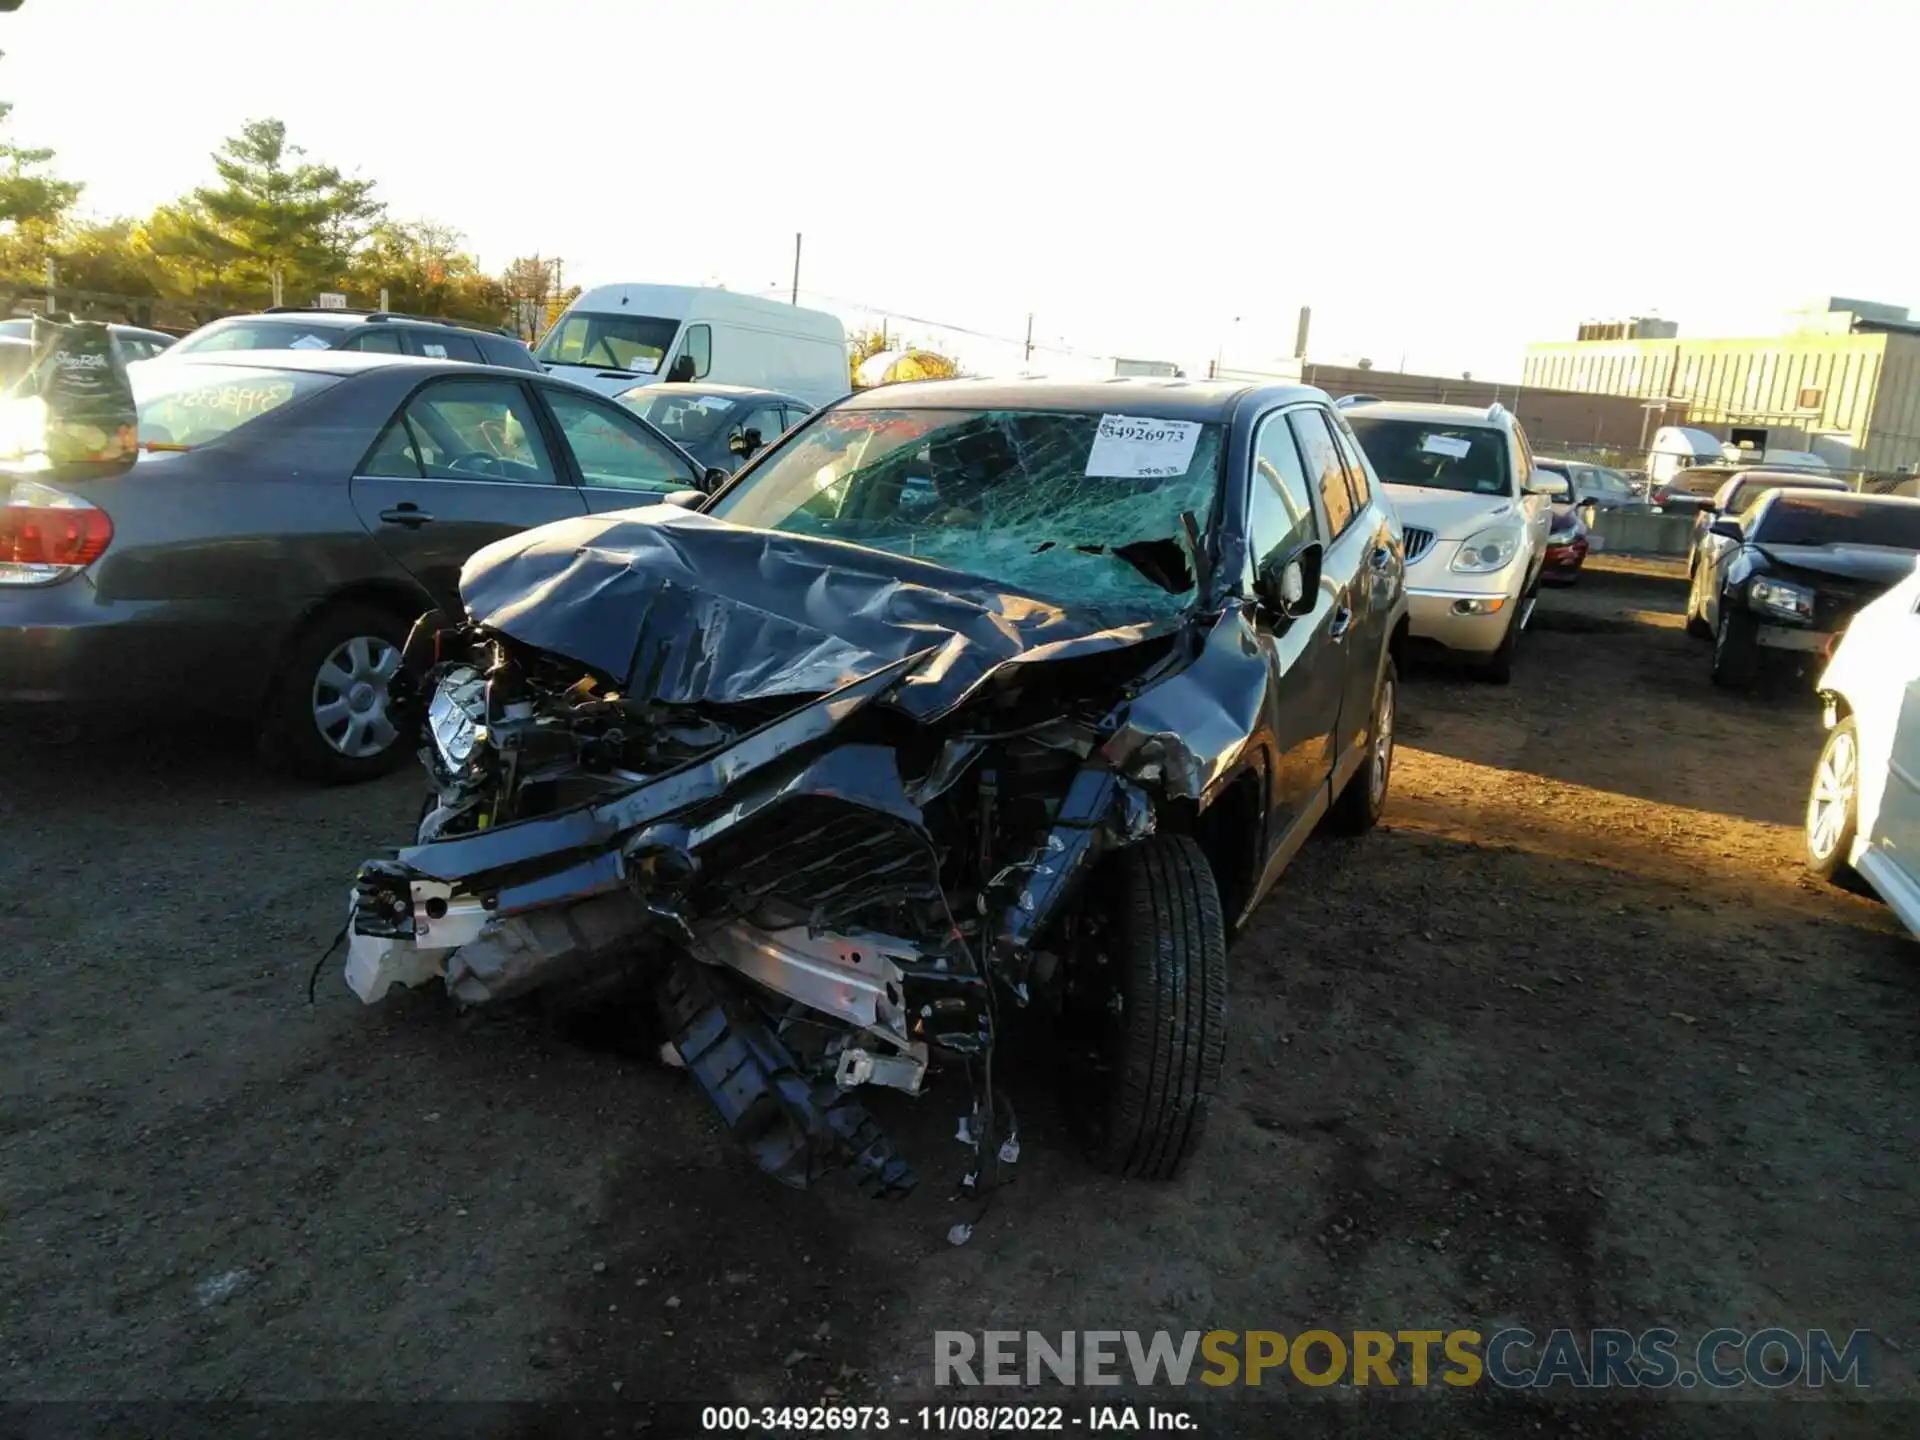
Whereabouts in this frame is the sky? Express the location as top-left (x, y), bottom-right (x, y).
top-left (4, 0), bottom-right (1916, 380)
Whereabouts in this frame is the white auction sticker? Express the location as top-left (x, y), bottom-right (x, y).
top-left (287, 334), bottom-right (330, 351)
top-left (1086, 414), bottom-right (1202, 478)
top-left (1421, 433), bottom-right (1472, 460)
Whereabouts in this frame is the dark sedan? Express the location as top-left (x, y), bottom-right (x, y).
top-left (0, 351), bottom-right (727, 779)
top-left (1685, 490), bottom-right (1920, 689)
top-left (1685, 469), bottom-right (1853, 581)
top-left (613, 382), bottom-right (811, 474)
top-left (0, 317), bottom-right (177, 365)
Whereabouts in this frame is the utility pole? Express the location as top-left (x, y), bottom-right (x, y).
top-left (43, 256), bottom-right (55, 315)
top-left (791, 233), bottom-right (801, 305)
top-left (1024, 313), bottom-right (1034, 364)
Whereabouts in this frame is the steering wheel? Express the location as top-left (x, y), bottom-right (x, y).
top-left (448, 451), bottom-right (507, 477)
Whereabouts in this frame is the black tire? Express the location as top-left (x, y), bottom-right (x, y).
top-left (1710, 603), bottom-right (1760, 689)
top-left (1327, 658), bottom-right (1396, 836)
top-left (263, 601), bottom-right (416, 783)
top-left (1684, 574), bottom-right (1713, 639)
top-left (1476, 607), bottom-right (1518, 684)
top-left (1063, 834), bottom-right (1227, 1181)
top-left (1804, 717), bottom-right (1861, 885)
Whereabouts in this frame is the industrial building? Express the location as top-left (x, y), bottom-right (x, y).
top-left (1523, 299), bottom-right (1920, 472)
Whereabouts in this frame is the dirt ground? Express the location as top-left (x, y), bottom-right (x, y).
top-left (3, 556), bottom-right (1915, 1437)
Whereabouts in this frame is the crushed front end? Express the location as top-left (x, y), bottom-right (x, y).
top-left (345, 608), bottom-right (1172, 1198)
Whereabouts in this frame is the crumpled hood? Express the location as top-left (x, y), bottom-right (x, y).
top-left (1385, 485), bottom-right (1520, 539)
top-left (458, 506), bottom-right (1177, 720)
top-left (1756, 543), bottom-right (1920, 587)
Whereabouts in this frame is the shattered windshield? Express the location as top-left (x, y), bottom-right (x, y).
top-left (706, 406), bottom-right (1225, 617)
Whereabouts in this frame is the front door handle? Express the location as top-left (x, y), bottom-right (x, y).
top-left (1329, 603), bottom-right (1354, 638)
top-left (379, 505), bottom-right (434, 528)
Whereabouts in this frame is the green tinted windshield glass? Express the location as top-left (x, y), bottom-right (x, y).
top-left (707, 407), bottom-right (1224, 617)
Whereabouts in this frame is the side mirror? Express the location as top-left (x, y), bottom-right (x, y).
top-left (660, 488), bottom-right (704, 509)
top-left (727, 429), bottom-right (750, 457)
top-left (1256, 541), bottom-right (1322, 620)
top-left (1708, 519), bottom-right (1742, 541)
top-left (702, 466), bottom-right (731, 491)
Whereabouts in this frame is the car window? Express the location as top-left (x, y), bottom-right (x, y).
top-left (343, 329), bottom-right (405, 354)
top-left (684, 323), bottom-right (712, 379)
top-left (398, 379), bottom-right (557, 483)
top-left (629, 388), bottom-right (737, 446)
top-left (739, 406), bottom-right (786, 444)
top-left (1347, 417), bottom-right (1511, 497)
top-left (1511, 423), bottom-right (1535, 485)
top-left (171, 320), bottom-right (342, 354)
top-left (478, 334), bottom-right (533, 369)
top-left (707, 406), bottom-right (1227, 619)
top-left (782, 405), bottom-right (811, 432)
top-left (125, 364), bottom-right (341, 449)
top-left (545, 388), bottom-right (698, 494)
top-left (1288, 409), bottom-right (1355, 540)
top-left (1249, 411), bottom-right (1319, 581)
top-left (1327, 415), bottom-right (1373, 510)
top-left (362, 415), bottom-right (424, 477)
top-left (405, 329), bottom-right (483, 363)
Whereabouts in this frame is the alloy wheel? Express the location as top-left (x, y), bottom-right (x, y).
top-left (1807, 729), bottom-right (1857, 863)
top-left (311, 634), bottom-right (402, 759)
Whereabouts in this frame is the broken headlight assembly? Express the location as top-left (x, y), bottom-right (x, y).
top-left (1748, 577), bottom-right (1815, 624)
top-left (426, 666), bottom-right (488, 770)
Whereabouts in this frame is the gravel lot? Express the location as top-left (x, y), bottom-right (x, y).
top-left (4, 557), bottom-right (1914, 1436)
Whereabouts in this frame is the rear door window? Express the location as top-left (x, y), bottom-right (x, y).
top-left (393, 379), bottom-right (558, 482)
top-left (1288, 408), bottom-right (1356, 540)
top-left (343, 329), bottom-right (405, 354)
top-left (404, 329), bottom-right (484, 363)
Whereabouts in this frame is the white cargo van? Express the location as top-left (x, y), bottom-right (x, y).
top-left (534, 284), bottom-right (849, 407)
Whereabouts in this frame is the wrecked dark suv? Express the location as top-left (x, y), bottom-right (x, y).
top-left (343, 378), bottom-right (1409, 1198)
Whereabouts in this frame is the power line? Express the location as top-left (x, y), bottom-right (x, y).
top-left (787, 287), bottom-right (1112, 361)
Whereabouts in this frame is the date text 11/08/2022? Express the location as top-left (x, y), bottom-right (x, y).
top-left (701, 1406), bottom-right (1195, 1432)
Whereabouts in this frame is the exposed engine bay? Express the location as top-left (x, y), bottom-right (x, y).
top-left (343, 506), bottom-right (1269, 1199)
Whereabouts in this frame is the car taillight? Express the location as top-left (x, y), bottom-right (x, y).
top-left (0, 477), bottom-right (113, 586)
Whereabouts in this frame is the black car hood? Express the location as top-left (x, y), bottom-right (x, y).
top-left (1755, 543), bottom-right (1920, 587)
top-left (458, 506), bottom-right (1180, 721)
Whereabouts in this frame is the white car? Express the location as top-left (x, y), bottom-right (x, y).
top-left (1807, 557), bottom-right (1920, 940)
top-left (1341, 399), bottom-right (1555, 682)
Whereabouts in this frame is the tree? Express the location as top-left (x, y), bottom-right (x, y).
top-left (0, 101), bottom-right (80, 228)
top-left (191, 118), bottom-right (383, 300)
top-left (847, 325), bottom-right (960, 387)
top-left (501, 254), bottom-right (577, 341)
top-left (348, 220), bottom-right (505, 325)
top-left (0, 101), bottom-right (83, 283)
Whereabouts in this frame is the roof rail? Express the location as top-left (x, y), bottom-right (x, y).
top-left (1486, 401), bottom-right (1511, 424)
top-left (262, 305), bottom-right (496, 331)
top-left (1334, 394), bottom-right (1382, 408)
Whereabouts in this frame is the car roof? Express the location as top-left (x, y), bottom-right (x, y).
top-left (1338, 399), bottom-right (1512, 428)
top-left (1728, 470), bottom-right (1849, 488)
top-left (834, 375), bottom-right (1325, 421)
top-left (1759, 488), bottom-right (1919, 509)
top-left (195, 310), bottom-right (506, 337)
top-left (633, 382), bottom-right (809, 405)
top-left (147, 349), bottom-right (565, 383)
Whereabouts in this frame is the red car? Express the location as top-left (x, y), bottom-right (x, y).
top-left (1541, 502), bottom-right (1590, 583)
